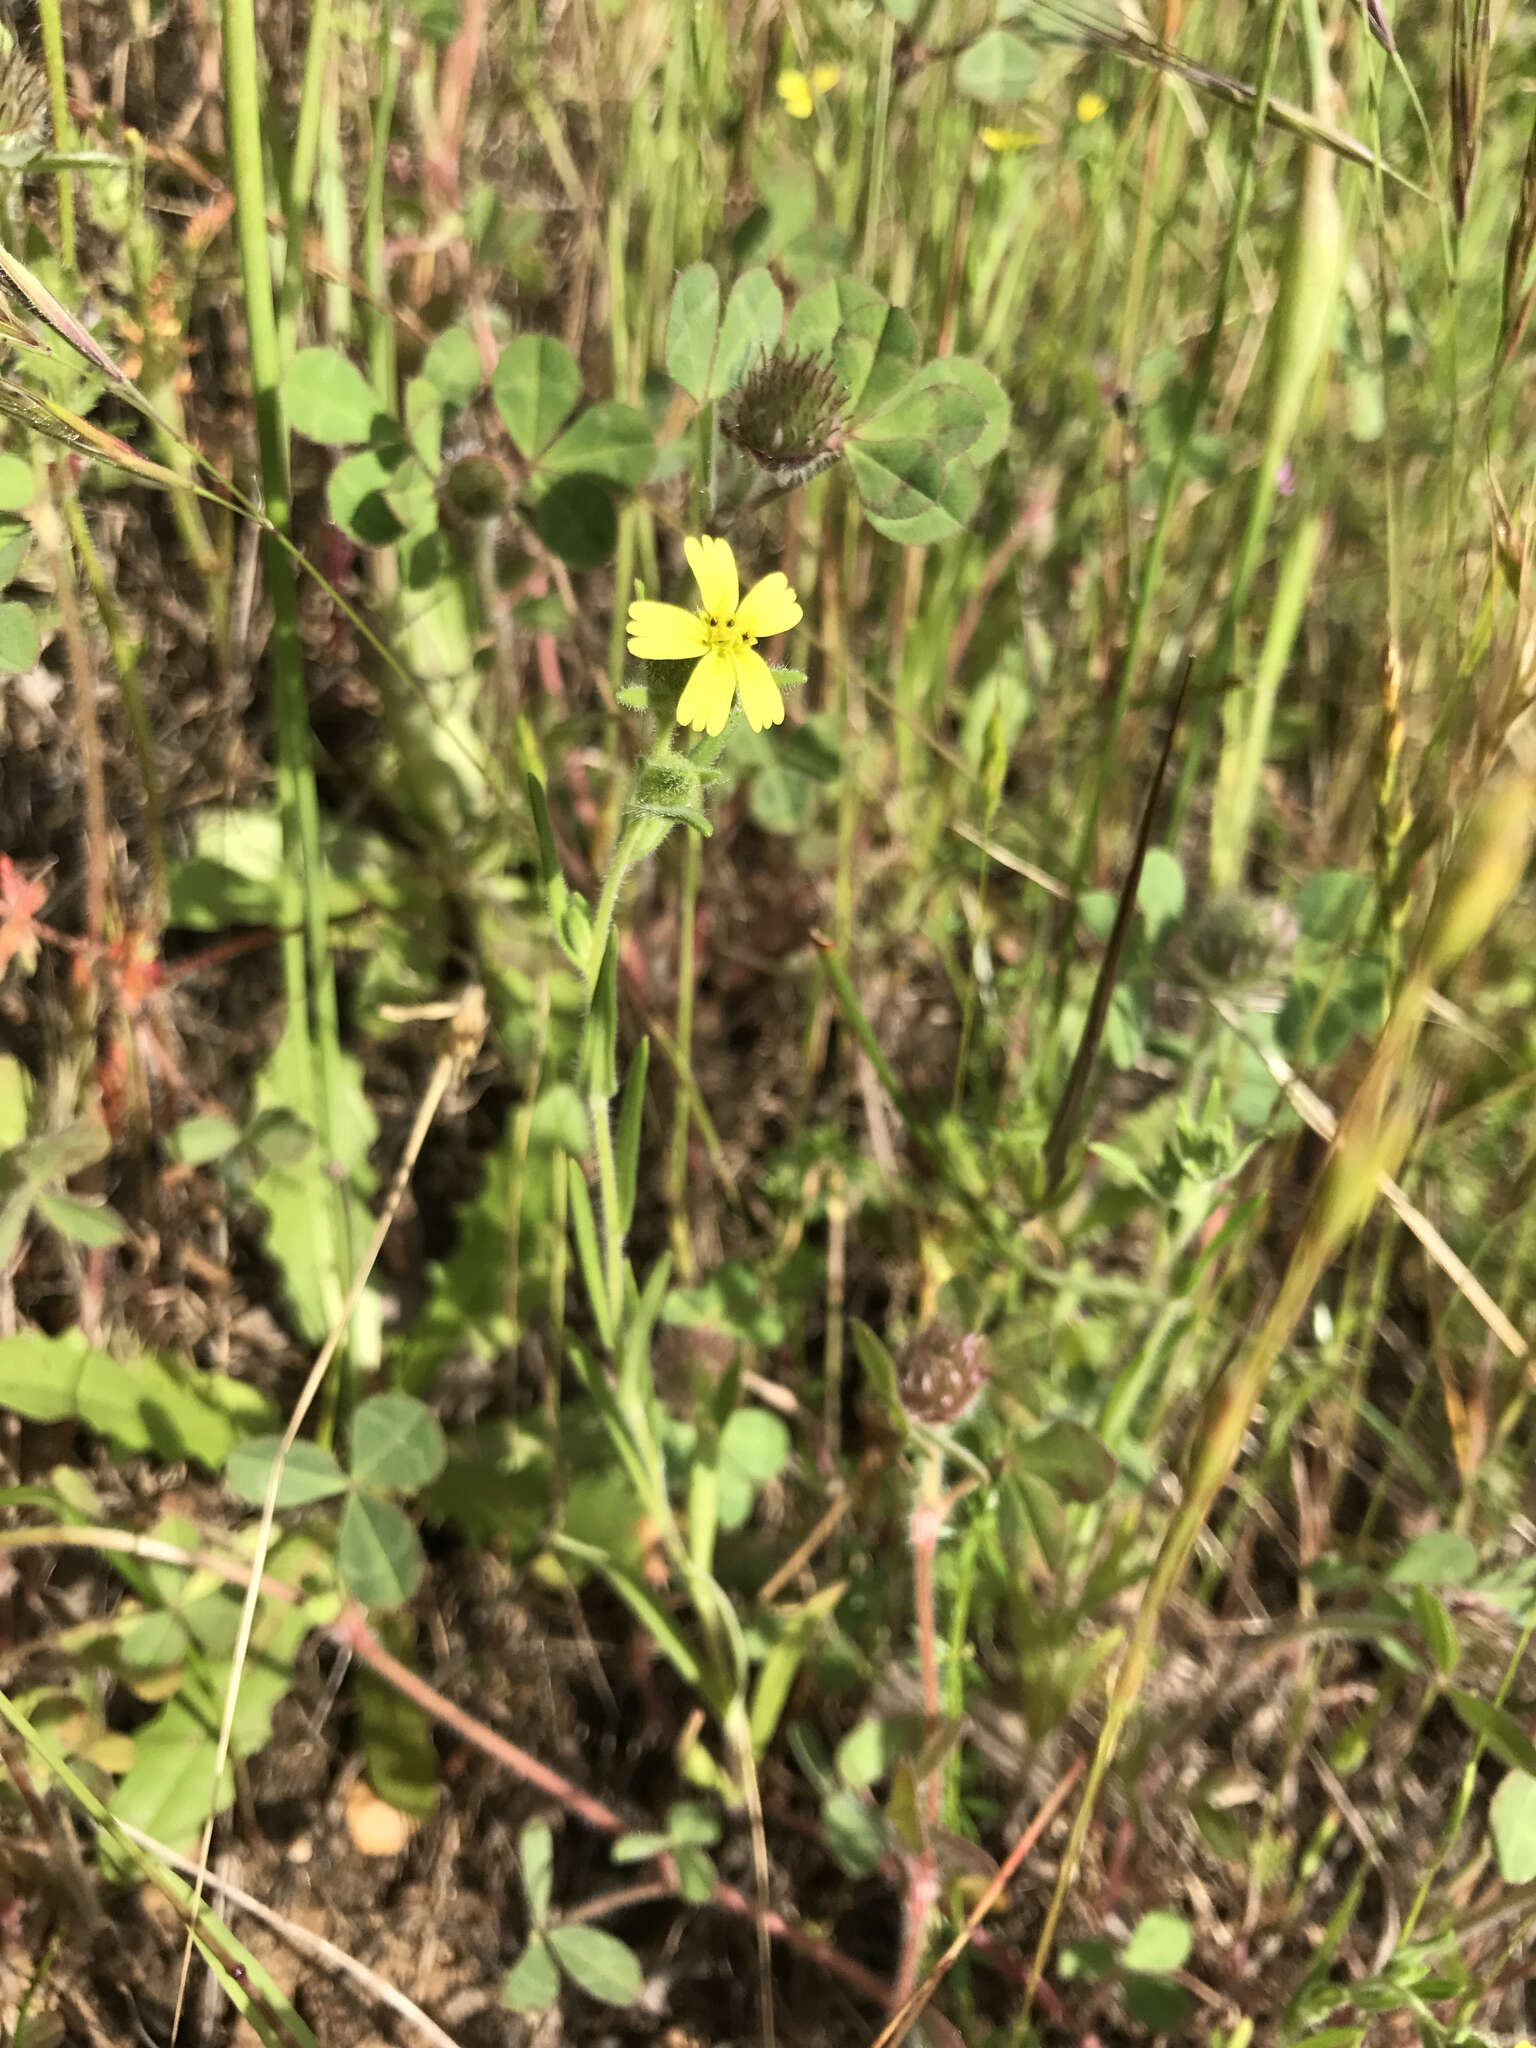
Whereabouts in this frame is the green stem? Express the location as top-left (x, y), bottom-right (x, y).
top-left (63, 493), bottom-right (166, 922)
top-left (1063, 0), bottom-right (1293, 917)
top-left (36, 0), bottom-right (73, 268)
top-left (585, 834), bottom-right (638, 997)
top-left (276, 0), bottom-right (337, 361)
top-left (668, 830), bottom-right (701, 1280)
top-left (223, 0), bottom-right (349, 1337)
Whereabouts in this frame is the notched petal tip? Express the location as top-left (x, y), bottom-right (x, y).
top-left (736, 571), bottom-right (803, 640)
top-left (627, 599), bottom-right (709, 660)
top-left (684, 533), bottom-right (739, 620)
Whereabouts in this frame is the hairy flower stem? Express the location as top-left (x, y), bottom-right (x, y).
top-left (893, 1446), bottom-right (948, 2007)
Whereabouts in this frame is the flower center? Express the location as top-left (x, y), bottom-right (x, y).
top-left (700, 610), bottom-right (756, 652)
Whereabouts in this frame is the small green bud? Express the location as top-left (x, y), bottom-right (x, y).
top-left (632, 756), bottom-right (704, 817)
top-left (443, 452), bottom-right (515, 521)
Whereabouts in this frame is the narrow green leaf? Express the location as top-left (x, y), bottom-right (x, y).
top-left (1448, 1689), bottom-right (1536, 1775)
top-left (519, 1817), bottom-right (554, 1924)
top-left (579, 939), bottom-right (619, 1101)
top-left (566, 1158), bottom-right (614, 1349)
top-left (1409, 1585), bottom-right (1460, 1677)
top-left (555, 1535), bottom-right (702, 1688)
top-left (614, 1037), bottom-right (650, 1234)
top-left (749, 1581), bottom-right (845, 1757)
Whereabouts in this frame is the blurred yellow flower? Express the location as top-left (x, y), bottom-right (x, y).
top-left (627, 535), bottom-right (802, 736)
top-left (980, 125), bottom-right (1042, 152)
top-left (777, 63), bottom-right (839, 119)
top-left (1077, 91), bottom-right (1107, 122)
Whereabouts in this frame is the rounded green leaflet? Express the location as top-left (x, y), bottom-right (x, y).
top-left (420, 324), bottom-right (484, 408)
top-left (538, 401), bottom-right (654, 488)
top-left (336, 1492), bottom-right (425, 1608)
top-left (546, 1925), bottom-right (644, 2006)
top-left (530, 475), bottom-right (618, 567)
top-left (954, 28), bottom-right (1038, 101)
top-left (282, 346), bottom-right (383, 446)
top-left (0, 599), bottom-right (38, 672)
top-left (491, 333), bottom-right (581, 459)
top-left (0, 451), bottom-right (33, 510)
top-left (348, 1392), bottom-right (447, 1493)
top-left (1491, 1770), bottom-right (1536, 1882)
top-left (327, 447), bottom-right (407, 547)
top-left (665, 261), bottom-right (720, 403)
top-left (719, 1407), bottom-right (790, 1485)
top-left (1121, 1908), bottom-right (1192, 1975)
top-left (502, 1936), bottom-right (560, 2012)
top-left (1387, 1529), bottom-right (1478, 1588)
top-left (709, 268), bottom-right (783, 401)
top-left (225, 1435), bottom-right (348, 1507)
top-left (820, 1788), bottom-right (884, 1876)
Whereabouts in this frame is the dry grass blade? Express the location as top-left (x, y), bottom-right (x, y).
top-left (1018, 0), bottom-right (1407, 177)
top-left (0, 376), bottom-right (185, 487)
top-left (1498, 105), bottom-right (1536, 370)
top-left (117, 1826), bottom-right (465, 2048)
top-left (1209, 994), bottom-right (1526, 1362)
top-left (180, 989), bottom-right (489, 2037)
top-left (0, 241), bottom-right (131, 385)
top-left (1449, 0), bottom-right (1491, 226)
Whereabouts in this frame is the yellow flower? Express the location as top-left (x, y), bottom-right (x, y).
top-left (1077, 91), bottom-right (1106, 123)
top-left (627, 535), bottom-right (802, 736)
top-left (777, 63), bottom-right (839, 119)
top-left (980, 125), bottom-right (1041, 152)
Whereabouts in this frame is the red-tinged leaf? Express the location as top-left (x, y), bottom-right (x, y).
top-left (0, 855), bottom-right (47, 972)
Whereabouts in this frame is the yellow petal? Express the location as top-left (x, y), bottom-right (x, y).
top-left (776, 70), bottom-right (814, 118)
top-left (676, 645), bottom-right (737, 735)
top-left (683, 534), bottom-right (739, 621)
top-left (627, 600), bottom-right (709, 660)
top-left (980, 125), bottom-right (1040, 152)
top-left (735, 648), bottom-right (785, 733)
top-left (1077, 91), bottom-right (1106, 123)
top-left (735, 571), bottom-right (802, 642)
top-left (810, 63), bottom-right (840, 94)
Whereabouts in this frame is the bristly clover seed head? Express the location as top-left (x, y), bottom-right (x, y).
top-left (896, 1324), bottom-right (989, 1429)
top-left (721, 345), bottom-right (847, 488)
top-left (0, 26), bottom-right (47, 166)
